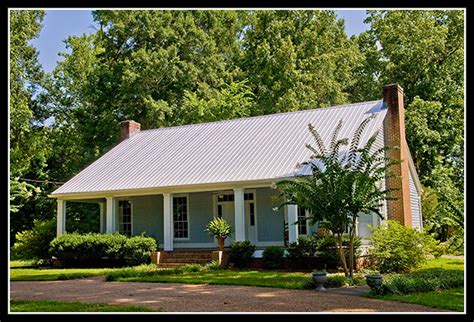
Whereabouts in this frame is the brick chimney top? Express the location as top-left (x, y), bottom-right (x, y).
top-left (120, 120), bottom-right (141, 141)
top-left (383, 83), bottom-right (404, 107)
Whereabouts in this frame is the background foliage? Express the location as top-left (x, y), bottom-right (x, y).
top-left (9, 10), bottom-right (464, 250)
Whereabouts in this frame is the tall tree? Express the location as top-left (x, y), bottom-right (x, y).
top-left (46, 10), bottom-right (252, 179)
top-left (276, 117), bottom-right (397, 277)
top-left (9, 10), bottom-right (50, 230)
top-left (351, 10), bottom-right (464, 247)
top-left (241, 10), bottom-right (363, 115)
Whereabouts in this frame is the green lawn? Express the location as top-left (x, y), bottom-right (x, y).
top-left (10, 260), bottom-right (151, 281)
top-left (378, 288), bottom-right (464, 312)
top-left (110, 268), bottom-right (314, 289)
top-left (11, 266), bottom-right (118, 281)
top-left (10, 300), bottom-right (156, 312)
top-left (10, 260), bottom-right (37, 268)
top-left (418, 257), bottom-right (464, 270)
top-left (367, 257), bottom-right (464, 312)
top-left (106, 265), bottom-right (366, 289)
top-left (10, 260), bottom-right (363, 289)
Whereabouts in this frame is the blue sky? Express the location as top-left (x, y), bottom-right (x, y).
top-left (30, 10), bottom-right (370, 73)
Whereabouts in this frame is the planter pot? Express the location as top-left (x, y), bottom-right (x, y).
top-left (365, 275), bottom-right (383, 289)
top-left (312, 272), bottom-right (327, 291)
top-left (217, 237), bottom-right (226, 251)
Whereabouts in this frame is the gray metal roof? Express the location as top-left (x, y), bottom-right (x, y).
top-left (52, 100), bottom-right (387, 195)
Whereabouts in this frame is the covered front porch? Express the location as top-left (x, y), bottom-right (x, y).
top-left (55, 186), bottom-right (305, 251)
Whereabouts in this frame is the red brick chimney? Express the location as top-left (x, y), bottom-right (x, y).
top-left (120, 120), bottom-right (141, 141)
top-left (382, 84), bottom-right (412, 227)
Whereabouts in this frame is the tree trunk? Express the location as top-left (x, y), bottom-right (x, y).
top-left (348, 217), bottom-right (357, 278)
top-left (348, 228), bottom-right (354, 279)
top-left (336, 233), bottom-right (348, 277)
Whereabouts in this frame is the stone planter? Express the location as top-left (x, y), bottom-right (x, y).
top-left (365, 275), bottom-right (383, 289)
top-left (312, 272), bottom-right (327, 291)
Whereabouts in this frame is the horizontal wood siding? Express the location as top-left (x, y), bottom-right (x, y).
top-left (409, 171), bottom-right (422, 229)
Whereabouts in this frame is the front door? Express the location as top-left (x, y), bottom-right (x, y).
top-left (216, 197), bottom-right (235, 246)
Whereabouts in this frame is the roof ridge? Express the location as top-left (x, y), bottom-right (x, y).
top-left (137, 99), bottom-right (383, 134)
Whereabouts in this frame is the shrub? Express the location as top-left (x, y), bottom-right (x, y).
top-left (316, 234), bottom-right (362, 269)
top-left (124, 236), bottom-right (157, 265)
top-left (286, 234), bottom-right (361, 270)
top-left (369, 220), bottom-right (439, 273)
top-left (286, 235), bottom-right (319, 269)
top-left (303, 274), bottom-right (366, 289)
top-left (12, 219), bottom-right (56, 260)
top-left (204, 260), bottom-right (222, 271)
top-left (180, 263), bottom-right (204, 273)
top-left (228, 241), bottom-right (256, 268)
top-left (262, 246), bottom-right (285, 269)
top-left (49, 233), bottom-right (157, 267)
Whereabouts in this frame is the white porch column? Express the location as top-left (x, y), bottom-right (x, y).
top-left (163, 193), bottom-right (174, 251)
top-left (106, 197), bottom-right (116, 233)
top-left (99, 202), bottom-right (106, 233)
top-left (56, 199), bottom-right (66, 237)
top-left (234, 188), bottom-right (246, 241)
top-left (287, 204), bottom-right (299, 244)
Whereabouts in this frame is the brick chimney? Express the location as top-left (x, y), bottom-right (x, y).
top-left (382, 84), bottom-right (412, 227)
top-left (120, 120), bottom-right (141, 141)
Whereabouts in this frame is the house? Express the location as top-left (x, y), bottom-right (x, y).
top-left (49, 84), bottom-right (423, 257)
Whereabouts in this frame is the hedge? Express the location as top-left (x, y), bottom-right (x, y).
top-left (49, 233), bottom-right (157, 267)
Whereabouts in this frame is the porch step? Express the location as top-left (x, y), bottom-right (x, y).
top-left (163, 254), bottom-right (212, 260)
top-left (157, 250), bottom-right (213, 266)
top-left (161, 258), bottom-right (211, 264)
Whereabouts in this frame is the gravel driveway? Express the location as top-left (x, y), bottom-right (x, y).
top-left (10, 277), bottom-right (447, 312)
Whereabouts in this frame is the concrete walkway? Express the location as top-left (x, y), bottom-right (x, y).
top-left (10, 277), bottom-right (447, 312)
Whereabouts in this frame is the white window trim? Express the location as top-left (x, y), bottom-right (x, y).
top-left (117, 198), bottom-right (133, 236)
top-left (173, 193), bottom-right (190, 241)
top-left (244, 189), bottom-right (258, 243)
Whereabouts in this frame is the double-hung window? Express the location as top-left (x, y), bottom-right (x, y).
top-left (173, 196), bottom-right (189, 239)
top-left (297, 207), bottom-right (308, 236)
top-left (118, 200), bottom-right (132, 236)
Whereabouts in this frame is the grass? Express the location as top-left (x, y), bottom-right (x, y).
top-left (10, 300), bottom-right (156, 312)
top-left (111, 268), bottom-right (313, 289)
top-left (10, 260), bottom-right (38, 268)
top-left (377, 288), bottom-right (464, 312)
top-left (10, 260), bottom-right (152, 281)
top-left (106, 264), bottom-right (366, 289)
top-left (418, 257), bottom-right (464, 270)
top-left (367, 257), bottom-right (464, 312)
top-left (10, 260), bottom-right (365, 289)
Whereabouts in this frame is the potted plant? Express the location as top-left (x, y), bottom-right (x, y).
top-left (365, 274), bottom-right (383, 289)
top-left (312, 270), bottom-right (327, 291)
top-left (205, 217), bottom-right (232, 251)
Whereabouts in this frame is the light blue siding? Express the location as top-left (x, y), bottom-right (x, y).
top-left (256, 187), bottom-right (285, 242)
top-left (174, 192), bottom-right (214, 245)
top-left (125, 188), bottom-right (288, 247)
top-left (131, 195), bottom-right (163, 243)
